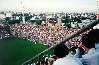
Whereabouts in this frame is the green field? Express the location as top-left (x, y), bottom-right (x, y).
top-left (0, 37), bottom-right (48, 65)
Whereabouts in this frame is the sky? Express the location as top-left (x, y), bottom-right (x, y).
top-left (0, 0), bottom-right (97, 12)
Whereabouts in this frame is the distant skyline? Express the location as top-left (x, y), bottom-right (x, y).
top-left (0, 0), bottom-right (97, 13)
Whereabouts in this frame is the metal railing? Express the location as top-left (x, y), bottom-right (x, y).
top-left (22, 19), bottom-right (99, 65)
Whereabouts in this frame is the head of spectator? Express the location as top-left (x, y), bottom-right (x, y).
top-left (52, 55), bottom-right (57, 61)
top-left (69, 46), bottom-right (77, 55)
top-left (54, 43), bottom-right (69, 58)
top-left (81, 34), bottom-right (95, 52)
top-left (88, 29), bottom-right (99, 43)
top-left (48, 58), bottom-right (54, 65)
top-left (40, 60), bottom-right (45, 65)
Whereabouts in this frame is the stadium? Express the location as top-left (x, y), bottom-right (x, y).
top-left (0, 0), bottom-right (99, 65)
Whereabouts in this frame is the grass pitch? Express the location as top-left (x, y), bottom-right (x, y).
top-left (0, 37), bottom-right (48, 65)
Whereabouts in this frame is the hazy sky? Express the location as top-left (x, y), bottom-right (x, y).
top-left (0, 0), bottom-right (97, 12)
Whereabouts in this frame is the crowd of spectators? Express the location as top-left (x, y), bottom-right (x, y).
top-left (0, 24), bottom-right (10, 39)
top-left (10, 23), bottom-right (80, 46)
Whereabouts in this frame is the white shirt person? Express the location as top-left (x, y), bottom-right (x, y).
top-left (53, 43), bottom-right (83, 65)
top-left (53, 54), bottom-right (83, 65)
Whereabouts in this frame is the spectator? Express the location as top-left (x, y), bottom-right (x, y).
top-left (79, 33), bottom-right (99, 65)
top-left (69, 46), bottom-right (77, 55)
top-left (10, 23), bottom-right (79, 46)
top-left (88, 29), bottom-right (99, 52)
top-left (53, 43), bottom-right (83, 65)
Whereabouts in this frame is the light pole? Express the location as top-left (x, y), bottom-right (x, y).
top-left (21, 0), bottom-right (25, 24)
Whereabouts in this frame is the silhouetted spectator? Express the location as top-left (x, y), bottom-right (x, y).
top-left (53, 43), bottom-right (83, 65)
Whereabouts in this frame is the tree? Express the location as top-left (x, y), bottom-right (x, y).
top-left (35, 20), bottom-right (42, 25)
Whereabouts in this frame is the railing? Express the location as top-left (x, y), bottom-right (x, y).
top-left (22, 19), bottom-right (99, 65)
